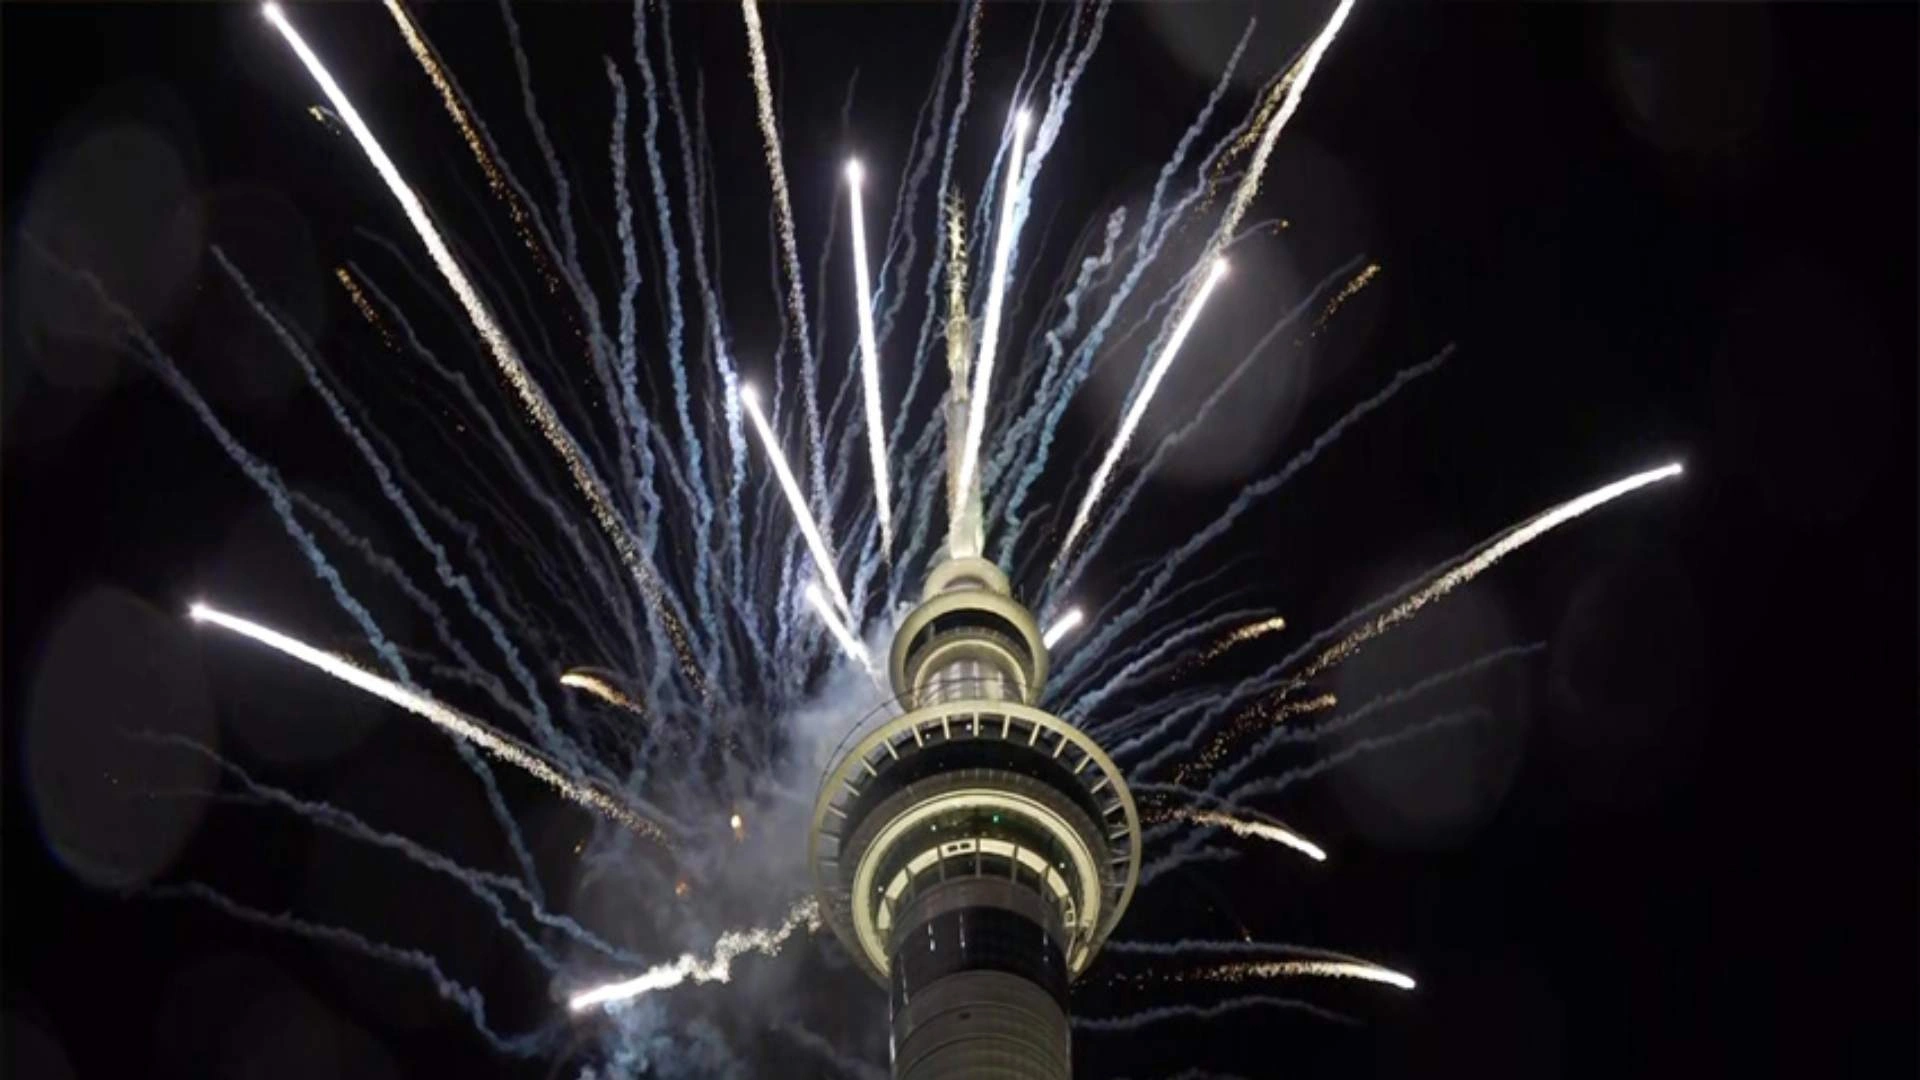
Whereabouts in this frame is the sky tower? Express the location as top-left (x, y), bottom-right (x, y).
top-left (808, 554), bottom-right (1142, 1078)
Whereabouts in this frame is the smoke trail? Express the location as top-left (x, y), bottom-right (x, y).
top-left (261, 3), bottom-right (706, 698)
top-left (154, 882), bottom-right (551, 1055)
top-left (568, 897), bottom-right (820, 1011)
top-left (215, 248), bottom-right (583, 767)
top-left (1061, 347), bottom-right (1454, 685)
top-left (136, 732), bottom-right (639, 967)
top-left (188, 601), bottom-right (667, 842)
top-left (1208, 643), bottom-right (1546, 794)
top-left (1075, 995), bottom-right (1354, 1032)
top-left (1054, 258), bottom-right (1231, 569)
top-left (740, 0), bottom-right (827, 510)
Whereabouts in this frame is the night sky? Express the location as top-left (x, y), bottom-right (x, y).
top-left (4, 3), bottom-right (1914, 1078)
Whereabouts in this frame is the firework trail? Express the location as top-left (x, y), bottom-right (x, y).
top-left (1194, 959), bottom-right (1415, 991)
top-left (1059, 347), bottom-right (1454, 686)
top-left (1075, 995), bottom-right (1355, 1032)
top-left (1305, 261), bottom-right (1379, 338)
top-left (1043, 607), bottom-right (1085, 649)
top-left (136, 731), bottom-right (639, 968)
top-left (187, 601), bottom-right (665, 842)
top-left (1213, 0), bottom-right (1358, 247)
top-left (740, 0), bottom-right (827, 510)
top-left (569, 897), bottom-right (820, 1011)
top-left (845, 159), bottom-right (895, 556)
top-left (740, 385), bottom-right (853, 619)
top-left (1170, 809), bottom-right (1327, 863)
top-left (1055, 258), bottom-right (1230, 570)
top-left (953, 107), bottom-right (1033, 543)
top-left (1279, 464), bottom-right (1684, 693)
top-left (157, 881), bottom-right (549, 1055)
top-left (260, 3), bottom-right (706, 697)
top-left (1198, 616), bottom-right (1290, 667)
top-left (561, 669), bottom-right (649, 717)
top-left (1171, 693), bottom-right (1338, 788)
top-left (379, 0), bottom-right (555, 290)
top-left (804, 583), bottom-right (869, 668)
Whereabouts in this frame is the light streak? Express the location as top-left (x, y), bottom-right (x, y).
top-left (953, 107), bottom-right (1032, 523)
top-left (740, 384), bottom-right (853, 620)
top-left (1173, 693), bottom-right (1338, 787)
top-left (1042, 608), bottom-right (1085, 649)
top-left (1056, 258), bottom-right (1230, 568)
top-left (845, 159), bottom-right (894, 556)
top-left (188, 601), bottom-right (665, 842)
top-left (1201, 615), bottom-right (1288, 665)
top-left (804, 583), bottom-right (868, 667)
top-left (568, 897), bottom-right (820, 1011)
top-left (559, 669), bottom-right (646, 717)
top-left (1289, 463), bottom-right (1685, 687)
top-left (1175, 809), bottom-right (1326, 863)
top-left (259, 3), bottom-right (706, 698)
top-left (1214, 0), bottom-right (1357, 246)
top-left (1199, 959), bottom-right (1416, 991)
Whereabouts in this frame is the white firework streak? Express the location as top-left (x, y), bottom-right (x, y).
top-left (845, 159), bottom-right (894, 557)
top-left (259, 4), bottom-right (704, 694)
top-left (188, 601), bottom-right (664, 842)
top-left (804, 583), bottom-right (869, 668)
top-left (559, 670), bottom-right (646, 717)
top-left (1216, 0), bottom-right (1359, 244)
top-left (1042, 607), bottom-right (1085, 649)
top-left (1201, 958), bottom-right (1416, 992)
top-left (740, 384), bottom-right (853, 620)
top-left (1056, 258), bottom-right (1230, 568)
top-left (952, 107), bottom-right (1032, 536)
top-left (568, 897), bottom-right (820, 1011)
top-left (1291, 462), bottom-right (1684, 685)
top-left (1176, 808), bottom-right (1326, 863)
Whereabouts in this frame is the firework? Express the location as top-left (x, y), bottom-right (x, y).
top-left (259, 2), bottom-right (705, 695)
top-left (188, 601), bottom-right (664, 842)
top-left (740, 384), bottom-right (854, 620)
top-left (1174, 808), bottom-right (1327, 863)
top-left (845, 159), bottom-right (895, 557)
top-left (559, 669), bottom-right (647, 717)
top-left (1056, 258), bottom-right (1230, 570)
top-left (804, 583), bottom-right (869, 667)
top-left (953, 107), bottom-right (1033, 528)
top-left (1043, 607), bottom-right (1086, 649)
top-left (569, 897), bottom-right (820, 1011)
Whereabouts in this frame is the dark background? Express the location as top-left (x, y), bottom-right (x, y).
top-left (4, 3), bottom-right (1914, 1077)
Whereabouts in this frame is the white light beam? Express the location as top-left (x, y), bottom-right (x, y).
top-left (804, 583), bottom-right (869, 668)
top-left (740, 384), bottom-right (853, 620)
top-left (1042, 608), bottom-right (1085, 650)
top-left (1056, 258), bottom-right (1230, 569)
top-left (188, 601), bottom-right (663, 840)
top-left (952, 107), bottom-right (1032, 524)
top-left (844, 159), bottom-right (894, 558)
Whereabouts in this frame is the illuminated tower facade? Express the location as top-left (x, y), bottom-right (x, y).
top-left (809, 557), bottom-right (1141, 1079)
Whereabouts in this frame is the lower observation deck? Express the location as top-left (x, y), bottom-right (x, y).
top-left (808, 697), bottom-right (1141, 982)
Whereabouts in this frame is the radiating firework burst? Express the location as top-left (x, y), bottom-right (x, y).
top-left (24, 0), bottom-right (1684, 1072)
